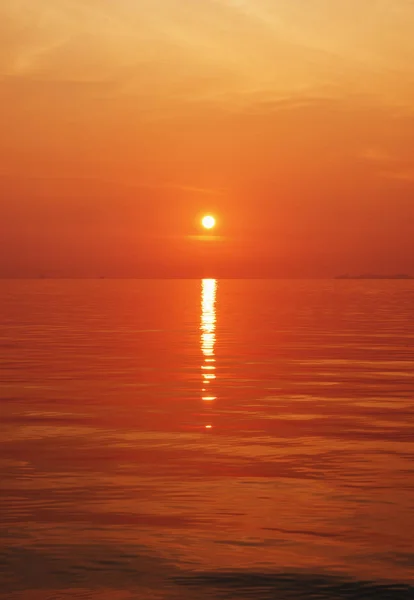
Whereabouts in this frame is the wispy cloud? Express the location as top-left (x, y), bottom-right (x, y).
top-left (381, 168), bottom-right (414, 182)
top-left (359, 146), bottom-right (394, 163)
top-left (135, 181), bottom-right (227, 197)
top-left (2, 0), bottom-right (414, 114)
top-left (359, 145), bottom-right (414, 183)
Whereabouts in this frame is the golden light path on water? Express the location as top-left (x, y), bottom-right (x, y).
top-left (201, 279), bottom-right (217, 410)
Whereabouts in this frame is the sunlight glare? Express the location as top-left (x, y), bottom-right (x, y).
top-left (201, 278), bottom-right (217, 401)
top-left (202, 215), bottom-right (216, 229)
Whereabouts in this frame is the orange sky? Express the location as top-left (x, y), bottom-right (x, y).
top-left (1, 0), bottom-right (414, 277)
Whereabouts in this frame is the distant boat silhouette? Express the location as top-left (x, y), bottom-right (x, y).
top-left (334, 273), bottom-right (413, 280)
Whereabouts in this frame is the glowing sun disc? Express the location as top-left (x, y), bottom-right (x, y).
top-left (202, 215), bottom-right (216, 229)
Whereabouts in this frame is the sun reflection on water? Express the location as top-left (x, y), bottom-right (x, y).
top-left (201, 279), bottom-right (217, 403)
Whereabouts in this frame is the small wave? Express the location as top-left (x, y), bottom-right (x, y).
top-left (174, 570), bottom-right (414, 599)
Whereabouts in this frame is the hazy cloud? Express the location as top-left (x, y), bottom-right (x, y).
top-left (1, 0), bottom-right (414, 109)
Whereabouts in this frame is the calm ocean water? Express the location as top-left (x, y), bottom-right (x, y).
top-left (1, 279), bottom-right (414, 599)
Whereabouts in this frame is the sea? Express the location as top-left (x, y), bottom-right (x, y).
top-left (1, 279), bottom-right (413, 599)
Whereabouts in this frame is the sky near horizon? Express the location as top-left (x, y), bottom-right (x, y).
top-left (1, 0), bottom-right (414, 276)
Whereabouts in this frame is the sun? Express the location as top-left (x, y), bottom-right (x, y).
top-left (202, 215), bottom-right (216, 229)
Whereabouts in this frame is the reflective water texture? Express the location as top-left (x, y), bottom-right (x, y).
top-left (1, 279), bottom-right (414, 599)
